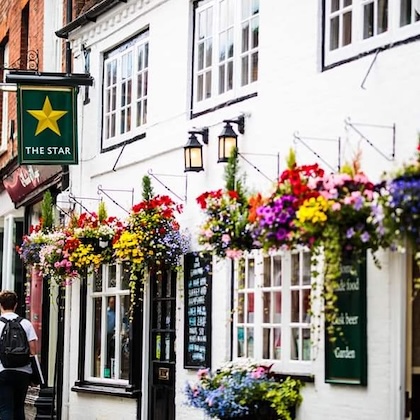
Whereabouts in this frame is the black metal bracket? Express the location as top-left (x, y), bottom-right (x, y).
top-left (97, 185), bottom-right (134, 214)
top-left (344, 118), bottom-right (396, 162)
top-left (2, 50), bottom-right (39, 71)
top-left (147, 169), bottom-right (187, 202)
top-left (293, 132), bottom-right (341, 172)
top-left (238, 152), bottom-right (280, 181)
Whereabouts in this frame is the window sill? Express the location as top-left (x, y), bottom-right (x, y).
top-left (72, 381), bottom-right (140, 398)
top-left (191, 92), bottom-right (258, 119)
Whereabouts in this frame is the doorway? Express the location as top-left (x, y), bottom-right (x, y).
top-left (148, 270), bottom-right (176, 420)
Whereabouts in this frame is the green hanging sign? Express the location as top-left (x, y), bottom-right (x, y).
top-left (17, 85), bottom-right (78, 164)
top-left (325, 257), bottom-right (367, 385)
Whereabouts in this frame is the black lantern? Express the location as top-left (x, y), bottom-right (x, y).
top-left (217, 116), bottom-right (245, 163)
top-left (184, 128), bottom-right (209, 172)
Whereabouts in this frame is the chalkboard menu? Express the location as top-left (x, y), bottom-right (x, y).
top-left (184, 252), bottom-right (212, 369)
top-left (325, 256), bottom-right (367, 385)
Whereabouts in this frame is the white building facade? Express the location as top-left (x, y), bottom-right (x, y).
top-left (58, 1), bottom-right (420, 419)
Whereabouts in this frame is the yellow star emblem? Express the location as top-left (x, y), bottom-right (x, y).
top-left (27, 96), bottom-right (68, 136)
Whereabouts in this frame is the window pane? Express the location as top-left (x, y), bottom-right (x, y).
top-left (251, 52), bottom-right (258, 82)
top-left (263, 292), bottom-right (271, 323)
top-left (122, 263), bottom-right (130, 290)
top-left (94, 270), bottom-right (103, 292)
top-left (331, 0), bottom-right (339, 12)
top-left (227, 61), bottom-right (233, 90)
top-left (247, 258), bottom-right (255, 288)
top-left (197, 74), bottom-right (204, 101)
top-left (302, 252), bottom-right (311, 285)
top-left (205, 71), bottom-right (212, 99)
top-left (219, 64), bottom-right (225, 94)
top-left (252, 0), bottom-right (259, 15)
top-left (378, 0), bottom-right (388, 34)
top-left (343, 11), bottom-right (352, 46)
top-left (363, 2), bottom-right (374, 39)
top-left (291, 328), bottom-right (299, 360)
top-left (262, 328), bottom-right (270, 359)
top-left (143, 99), bottom-right (147, 124)
top-left (238, 292), bottom-right (245, 323)
top-left (106, 296), bottom-right (116, 378)
top-left (242, 0), bottom-right (250, 19)
top-left (251, 18), bottom-right (259, 48)
top-left (241, 56), bottom-right (249, 86)
top-left (274, 328), bottom-right (281, 359)
top-left (246, 327), bottom-right (254, 357)
top-left (330, 16), bottom-right (339, 50)
top-left (291, 290), bottom-right (299, 322)
top-left (247, 293), bottom-right (254, 322)
top-left (242, 22), bottom-right (249, 53)
top-left (302, 328), bottom-right (311, 361)
top-left (400, 0), bottom-right (411, 26)
top-left (302, 289), bottom-right (311, 323)
top-left (263, 257), bottom-right (271, 287)
top-left (344, 0), bottom-right (352, 5)
top-left (237, 326), bottom-right (245, 357)
top-left (120, 295), bottom-right (130, 379)
top-left (206, 40), bottom-right (213, 67)
top-left (93, 298), bottom-right (102, 377)
top-left (219, 32), bottom-right (227, 61)
top-left (198, 43), bottom-right (204, 70)
top-left (273, 256), bottom-right (282, 286)
top-left (291, 254), bottom-right (299, 285)
top-left (274, 291), bottom-right (282, 323)
top-left (108, 265), bottom-right (117, 288)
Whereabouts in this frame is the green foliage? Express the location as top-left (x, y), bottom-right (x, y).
top-left (142, 175), bottom-right (154, 201)
top-left (265, 377), bottom-right (303, 420)
top-left (98, 201), bottom-right (108, 223)
top-left (285, 148), bottom-right (296, 170)
top-left (224, 147), bottom-right (247, 201)
top-left (41, 190), bottom-right (54, 232)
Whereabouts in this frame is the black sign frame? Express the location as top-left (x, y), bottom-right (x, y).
top-left (184, 252), bottom-right (212, 369)
top-left (325, 255), bottom-right (368, 385)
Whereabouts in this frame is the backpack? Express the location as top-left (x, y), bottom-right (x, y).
top-left (0, 317), bottom-right (30, 368)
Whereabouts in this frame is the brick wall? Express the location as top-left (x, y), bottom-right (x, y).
top-left (0, 0), bottom-right (45, 171)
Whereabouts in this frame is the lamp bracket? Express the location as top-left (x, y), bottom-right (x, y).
top-left (97, 185), bottom-right (134, 214)
top-left (189, 127), bottom-right (209, 144)
top-left (293, 132), bottom-right (341, 172)
top-left (224, 115), bottom-right (245, 134)
top-left (147, 169), bottom-right (187, 202)
top-left (344, 118), bottom-right (395, 162)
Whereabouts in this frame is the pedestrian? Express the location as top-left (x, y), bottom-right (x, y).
top-left (0, 290), bottom-right (37, 420)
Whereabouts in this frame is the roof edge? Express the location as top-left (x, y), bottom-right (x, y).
top-left (55, 0), bottom-right (128, 39)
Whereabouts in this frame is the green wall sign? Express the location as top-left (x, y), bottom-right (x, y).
top-left (17, 85), bottom-right (78, 164)
top-left (325, 257), bottom-right (367, 385)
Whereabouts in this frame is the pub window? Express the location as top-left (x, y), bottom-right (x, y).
top-left (234, 250), bottom-right (312, 373)
top-left (102, 30), bottom-right (149, 150)
top-left (324, 0), bottom-right (420, 67)
top-left (192, 0), bottom-right (259, 112)
top-left (86, 264), bottom-right (131, 382)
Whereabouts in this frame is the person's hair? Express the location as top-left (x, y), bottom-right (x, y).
top-left (0, 290), bottom-right (18, 310)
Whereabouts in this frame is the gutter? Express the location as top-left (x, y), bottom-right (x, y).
top-left (55, 0), bottom-right (128, 39)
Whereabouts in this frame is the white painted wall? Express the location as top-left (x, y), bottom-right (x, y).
top-left (63, 0), bottom-right (416, 418)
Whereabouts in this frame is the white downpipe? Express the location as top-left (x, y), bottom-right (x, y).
top-left (2, 215), bottom-right (14, 290)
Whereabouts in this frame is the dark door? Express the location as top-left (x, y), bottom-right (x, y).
top-left (411, 290), bottom-right (420, 419)
top-left (148, 270), bottom-right (176, 420)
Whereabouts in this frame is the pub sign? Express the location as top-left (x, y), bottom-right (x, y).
top-left (17, 85), bottom-right (78, 164)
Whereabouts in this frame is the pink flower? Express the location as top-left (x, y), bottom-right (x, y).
top-left (332, 202), bottom-right (341, 211)
top-left (226, 249), bottom-right (243, 259)
top-left (221, 234), bottom-right (231, 243)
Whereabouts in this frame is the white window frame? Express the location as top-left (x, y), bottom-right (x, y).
top-left (102, 30), bottom-right (149, 150)
top-left (193, 0), bottom-right (259, 113)
top-left (324, 0), bottom-right (420, 67)
top-left (233, 250), bottom-right (313, 375)
top-left (85, 263), bottom-right (131, 384)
